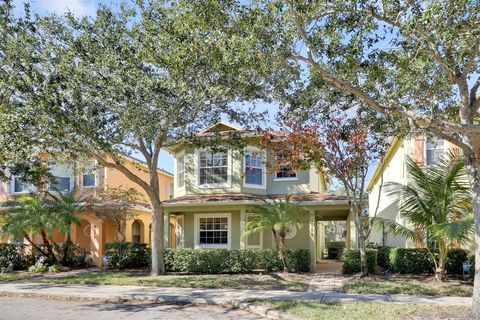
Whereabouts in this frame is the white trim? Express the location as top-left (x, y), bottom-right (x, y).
top-left (164, 199), bottom-right (350, 208)
top-left (243, 148), bottom-right (267, 190)
top-left (198, 121), bottom-right (243, 134)
top-left (194, 213), bottom-right (232, 249)
top-left (174, 150), bottom-right (186, 193)
top-left (81, 160), bottom-right (98, 189)
top-left (273, 177), bottom-right (298, 182)
top-left (175, 214), bottom-right (185, 249)
top-left (246, 213), bottom-right (263, 249)
top-left (10, 174), bottom-right (36, 195)
top-left (424, 137), bottom-right (445, 166)
top-left (47, 162), bottom-right (74, 192)
top-left (195, 148), bottom-right (232, 189)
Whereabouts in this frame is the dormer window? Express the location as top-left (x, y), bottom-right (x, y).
top-left (425, 138), bottom-right (444, 166)
top-left (196, 149), bottom-right (231, 188)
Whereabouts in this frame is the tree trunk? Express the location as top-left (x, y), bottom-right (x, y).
top-left (150, 203), bottom-right (165, 276)
top-left (351, 204), bottom-right (368, 276)
top-left (278, 234), bottom-right (288, 272)
top-left (436, 240), bottom-right (447, 282)
top-left (463, 149), bottom-right (480, 316)
top-left (23, 233), bottom-right (51, 261)
top-left (41, 230), bottom-right (56, 262)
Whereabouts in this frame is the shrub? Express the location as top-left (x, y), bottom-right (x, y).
top-left (389, 248), bottom-right (434, 274)
top-left (1, 266), bottom-right (13, 274)
top-left (376, 246), bottom-right (391, 269)
top-left (105, 242), bottom-right (150, 269)
top-left (342, 249), bottom-right (377, 274)
top-left (255, 249), bottom-right (282, 272)
top-left (326, 241), bottom-right (345, 259)
top-left (0, 243), bottom-right (28, 270)
top-left (445, 249), bottom-right (470, 275)
top-left (28, 262), bottom-right (47, 273)
top-left (48, 264), bottom-right (61, 272)
top-left (286, 249), bottom-right (311, 272)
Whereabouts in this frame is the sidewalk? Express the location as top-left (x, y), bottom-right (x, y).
top-left (0, 281), bottom-right (471, 306)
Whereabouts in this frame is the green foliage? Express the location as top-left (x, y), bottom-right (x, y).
top-left (105, 242), bottom-right (150, 269)
top-left (469, 255), bottom-right (475, 281)
top-left (48, 264), bottom-right (61, 273)
top-left (28, 261), bottom-right (47, 273)
top-left (245, 195), bottom-right (308, 271)
top-left (376, 246), bottom-right (391, 269)
top-left (0, 266), bottom-right (13, 274)
top-left (445, 249), bottom-right (470, 275)
top-left (107, 245), bottom-right (310, 273)
top-left (0, 243), bottom-right (28, 270)
top-left (326, 241), bottom-right (345, 259)
top-left (342, 249), bottom-right (377, 274)
top-left (389, 248), bottom-right (435, 274)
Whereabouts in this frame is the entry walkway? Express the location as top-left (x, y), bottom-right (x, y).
top-left (0, 281), bottom-right (471, 306)
top-left (309, 260), bottom-right (344, 292)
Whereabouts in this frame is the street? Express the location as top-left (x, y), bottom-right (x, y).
top-left (0, 297), bottom-right (265, 320)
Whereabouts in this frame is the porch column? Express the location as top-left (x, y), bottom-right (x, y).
top-left (240, 208), bottom-right (247, 249)
top-left (164, 210), bottom-right (170, 249)
top-left (346, 209), bottom-right (357, 250)
top-left (90, 218), bottom-right (104, 267)
top-left (309, 209), bottom-right (316, 272)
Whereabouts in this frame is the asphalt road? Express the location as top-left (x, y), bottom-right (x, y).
top-left (0, 297), bottom-right (265, 320)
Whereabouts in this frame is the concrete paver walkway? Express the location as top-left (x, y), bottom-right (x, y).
top-left (0, 281), bottom-right (471, 306)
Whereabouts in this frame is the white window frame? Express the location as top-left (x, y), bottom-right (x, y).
top-left (195, 148), bottom-right (232, 188)
top-left (194, 213), bottom-right (232, 249)
top-left (424, 138), bottom-right (445, 166)
top-left (246, 214), bottom-right (263, 249)
top-left (81, 160), bottom-right (98, 189)
top-left (243, 149), bottom-right (267, 189)
top-left (273, 155), bottom-right (298, 181)
top-left (10, 175), bottom-right (36, 194)
top-left (48, 162), bottom-right (74, 193)
top-left (175, 150), bottom-right (185, 192)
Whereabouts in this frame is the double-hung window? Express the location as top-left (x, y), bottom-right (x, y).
top-left (425, 138), bottom-right (444, 166)
top-left (198, 150), bottom-right (230, 187)
top-left (12, 176), bottom-right (35, 194)
top-left (244, 150), bottom-right (265, 188)
top-left (275, 155), bottom-right (297, 180)
top-left (82, 161), bottom-right (96, 188)
top-left (49, 163), bottom-right (73, 192)
top-left (195, 213), bottom-right (231, 248)
top-left (177, 154), bottom-right (185, 189)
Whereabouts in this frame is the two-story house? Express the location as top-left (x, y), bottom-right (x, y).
top-left (366, 136), bottom-right (471, 249)
top-left (0, 155), bottom-right (174, 266)
top-left (163, 122), bottom-right (355, 271)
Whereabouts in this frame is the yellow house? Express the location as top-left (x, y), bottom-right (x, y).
top-left (0, 155), bottom-right (174, 267)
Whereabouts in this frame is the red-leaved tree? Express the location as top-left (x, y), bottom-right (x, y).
top-left (262, 115), bottom-right (386, 276)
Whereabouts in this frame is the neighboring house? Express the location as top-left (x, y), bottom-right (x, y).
top-left (163, 122), bottom-right (355, 271)
top-left (0, 155), bottom-right (174, 267)
top-left (366, 135), bottom-right (464, 248)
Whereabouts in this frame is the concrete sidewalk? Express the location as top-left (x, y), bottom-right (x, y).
top-left (0, 281), bottom-right (471, 306)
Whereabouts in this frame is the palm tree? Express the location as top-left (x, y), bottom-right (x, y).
top-left (375, 150), bottom-right (473, 280)
top-left (243, 194), bottom-right (308, 272)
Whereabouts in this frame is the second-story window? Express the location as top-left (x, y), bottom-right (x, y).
top-left (244, 151), bottom-right (264, 188)
top-left (49, 163), bottom-right (73, 192)
top-left (426, 138), bottom-right (444, 166)
top-left (199, 150), bottom-right (229, 186)
top-left (12, 176), bottom-right (35, 194)
top-left (275, 155), bottom-right (297, 180)
top-left (177, 154), bottom-right (185, 189)
top-left (82, 161), bottom-right (96, 188)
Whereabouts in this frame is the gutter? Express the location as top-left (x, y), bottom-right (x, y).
top-left (163, 199), bottom-right (350, 208)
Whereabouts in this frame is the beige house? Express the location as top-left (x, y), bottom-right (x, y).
top-left (163, 122), bottom-right (355, 271)
top-left (366, 136), bottom-right (464, 248)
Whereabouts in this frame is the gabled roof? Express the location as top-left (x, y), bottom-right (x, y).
top-left (197, 121), bottom-right (243, 134)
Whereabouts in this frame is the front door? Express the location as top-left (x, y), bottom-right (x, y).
top-left (175, 215), bottom-right (185, 249)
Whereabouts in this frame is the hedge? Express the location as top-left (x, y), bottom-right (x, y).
top-left (105, 243), bottom-right (311, 273)
top-left (388, 248), bottom-right (471, 275)
top-left (376, 246), bottom-right (391, 269)
top-left (326, 241), bottom-right (345, 259)
top-left (342, 249), bottom-right (377, 274)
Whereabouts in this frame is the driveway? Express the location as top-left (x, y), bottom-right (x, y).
top-left (0, 297), bottom-right (265, 320)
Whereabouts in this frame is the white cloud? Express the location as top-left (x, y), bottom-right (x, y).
top-left (26, 0), bottom-right (97, 17)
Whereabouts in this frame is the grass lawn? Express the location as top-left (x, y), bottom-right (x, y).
top-left (256, 300), bottom-right (470, 320)
top-left (0, 272), bottom-right (42, 282)
top-left (40, 271), bottom-right (310, 291)
top-left (343, 276), bottom-right (473, 297)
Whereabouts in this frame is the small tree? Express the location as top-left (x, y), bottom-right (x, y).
top-left (261, 115), bottom-right (386, 276)
top-left (243, 195), bottom-right (307, 272)
top-left (377, 151), bottom-right (473, 281)
top-left (87, 187), bottom-right (144, 242)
